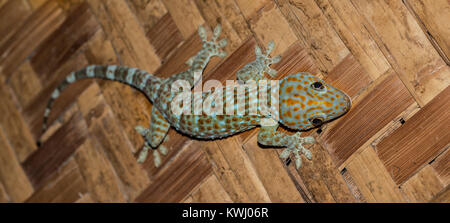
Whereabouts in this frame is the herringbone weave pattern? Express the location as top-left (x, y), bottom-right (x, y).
top-left (0, 0), bottom-right (448, 203)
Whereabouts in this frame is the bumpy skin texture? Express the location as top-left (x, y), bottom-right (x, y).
top-left (42, 25), bottom-right (351, 169)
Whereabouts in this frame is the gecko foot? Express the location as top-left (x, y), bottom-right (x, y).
top-left (237, 41), bottom-right (282, 83)
top-left (185, 56), bottom-right (196, 66)
top-left (136, 142), bottom-right (168, 168)
top-left (137, 142), bottom-right (151, 163)
top-left (198, 24), bottom-right (228, 58)
top-left (255, 41), bottom-right (282, 77)
top-left (135, 125), bottom-right (168, 167)
top-left (280, 133), bottom-right (315, 169)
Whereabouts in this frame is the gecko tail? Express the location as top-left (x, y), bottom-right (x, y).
top-left (40, 65), bottom-right (163, 139)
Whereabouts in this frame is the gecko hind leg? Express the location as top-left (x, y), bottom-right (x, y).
top-left (135, 108), bottom-right (170, 167)
top-left (185, 24), bottom-right (227, 67)
top-left (172, 24), bottom-right (227, 87)
top-left (237, 41), bottom-right (282, 84)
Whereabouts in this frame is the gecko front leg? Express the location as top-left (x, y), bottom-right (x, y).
top-left (281, 132), bottom-right (314, 169)
top-left (237, 41), bottom-right (281, 84)
top-left (170, 24), bottom-right (227, 87)
top-left (257, 124), bottom-right (315, 169)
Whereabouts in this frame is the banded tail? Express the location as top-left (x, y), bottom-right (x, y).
top-left (41, 65), bottom-right (163, 136)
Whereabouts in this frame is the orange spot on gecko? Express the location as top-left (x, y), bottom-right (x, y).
top-left (287, 77), bottom-right (299, 82)
top-left (296, 85), bottom-right (303, 91)
top-left (286, 98), bottom-right (299, 106)
top-left (294, 107), bottom-right (299, 112)
top-left (307, 100), bottom-right (318, 105)
top-left (295, 114), bottom-right (300, 119)
top-left (306, 92), bottom-right (314, 99)
top-left (306, 107), bottom-right (317, 113)
top-left (294, 94), bottom-right (306, 101)
top-left (286, 110), bottom-right (292, 118)
top-left (286, 86), bottom-right (293, 94)
top-left (324, 101), bottom-right (333, 107)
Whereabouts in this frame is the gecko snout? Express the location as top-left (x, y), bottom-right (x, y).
top-left (342, 93), bottom-right (352, 112)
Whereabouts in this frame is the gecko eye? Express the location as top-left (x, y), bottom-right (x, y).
top-left (310, 118), bottom-right (323, 126)
top-left (311, 82), bottom-right (324, 90)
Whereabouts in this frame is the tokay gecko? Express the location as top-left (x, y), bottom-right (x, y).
top-left (41, 24), bottom-right (351, 169)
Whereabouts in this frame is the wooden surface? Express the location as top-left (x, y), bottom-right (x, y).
top-left (0, 0), bottom-right (448, 203)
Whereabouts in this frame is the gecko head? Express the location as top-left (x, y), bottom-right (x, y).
top-left (278, 73), bottom-right (351, 130)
